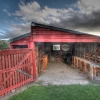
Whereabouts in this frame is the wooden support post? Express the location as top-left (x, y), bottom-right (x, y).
top-left (76, 59), bottom-right (78, 68)
top-left (72, 56), bottom-right (74, 66)
top-left (29, 42), bottom-right (36, 81)
top-left (32, 42), bottom-right (36, 81)
top-left (84, 62), bottom-right (87, 75)
top-left (93, 68), bottom-right (96, 76)
top-left (74, 57), bottom-right (75, 68)
top-left (80, 60), bottom-right (82, 71)
top-left (90, 65), bottom-right (93, 80)
top-left (75, 58), bottom-right (76, 68)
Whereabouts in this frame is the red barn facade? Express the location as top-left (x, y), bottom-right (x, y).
top-left (10, 22), bottom-right (100, 81)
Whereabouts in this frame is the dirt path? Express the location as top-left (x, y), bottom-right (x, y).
top-left (38, 62), bottom-right (89, 85)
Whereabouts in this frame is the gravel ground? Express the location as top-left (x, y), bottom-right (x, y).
top-left (38, 62), bottom-right (89, 85)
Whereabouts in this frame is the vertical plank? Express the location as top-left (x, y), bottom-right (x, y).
top-left (90, 65), bottom-right (94, 80)
top-left (6, 55), bottom-right (9, 89)
top-left (93, 68), bottom-right (96, 77)
top-left (74, 57), bottom-right (75, 68)
top-left (10, 55), bottom-right (13, 88)
top-left (16, 54), bottom-right (18, 85)
top-left (30, 52), bottom-right (33, 76)
top-left (17, 53), bottom-right (20, 84)
top-left (84, 62), bottom-right (87, 75)
top-left (2, 56), bottom-right (6, 89)
top-left (0, 49), bottom-right (33, 96)
top-left (12, 54), bottom-right (15, 86)
top-left (76, 59), bottom-right (78, 68)
top-left (31, 42), bottom-right (36, 81)
top-left (80, 60), bottom-right (82, 71)
top-left (14, 54), bottom-right (17, 85)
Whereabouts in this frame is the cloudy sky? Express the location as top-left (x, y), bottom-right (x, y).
top-left (0, 0), bottom-right (100, 39)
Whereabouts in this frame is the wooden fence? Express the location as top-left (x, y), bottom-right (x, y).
top-left (0, 49), bottom-right (33, 96)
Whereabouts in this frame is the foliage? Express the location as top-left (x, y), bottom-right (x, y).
top-left (9, 85), bottom-right (100, 100)
top-left (0, 40), bottom-right (10, 50)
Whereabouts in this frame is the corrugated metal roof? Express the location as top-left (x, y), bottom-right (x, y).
top-left (9, 32), bottom-right (30, 42)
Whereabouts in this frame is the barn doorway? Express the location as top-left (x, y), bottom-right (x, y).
top-left (34, 42), bottom-right (75, 76)
top-left (34, 42), bottom-right (100, 85)
top-left (34, 42), bottom-right (89, 85)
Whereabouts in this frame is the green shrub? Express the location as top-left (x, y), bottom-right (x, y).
top-left (0, 40), bottom-right (10, 50)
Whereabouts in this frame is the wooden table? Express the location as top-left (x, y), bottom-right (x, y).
top-left (73, 56), bottom-right (100, 80)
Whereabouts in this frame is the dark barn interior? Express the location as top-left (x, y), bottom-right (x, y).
top-left (34, 42), bottom-right (100, 76)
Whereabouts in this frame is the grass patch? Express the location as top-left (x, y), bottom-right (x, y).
top-left (9, 85), bottom-right (100, 100)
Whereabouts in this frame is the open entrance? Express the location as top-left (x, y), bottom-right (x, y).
top-left (34, 42), bottom-right (100, 85)
top-left (34, 42), bottom-right (75, 75)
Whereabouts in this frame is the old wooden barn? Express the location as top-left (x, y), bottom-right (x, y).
top-left (0, 22), bottom-right (100, 95)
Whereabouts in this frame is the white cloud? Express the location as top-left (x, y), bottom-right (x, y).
top-left (1, 22), bottom-right (30, 39)
top-left (76, 0), bottom-right (100, 14)
top-left (1, 0), bottom-right (100, 39)
top-left (14, 1), bottom-right (69, 24)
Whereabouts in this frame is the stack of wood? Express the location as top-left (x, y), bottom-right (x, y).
top-left (74, 43), bottom-right (100, 80)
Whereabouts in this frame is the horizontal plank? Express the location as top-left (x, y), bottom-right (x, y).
top-left (0, 63), bottom-right (32, 73)
top-left (0, 49), bottom-right (32, 56)
top-left (74, 56), bottom-right (100, 68)
top-left (17, 69), bottom-right (33, 78)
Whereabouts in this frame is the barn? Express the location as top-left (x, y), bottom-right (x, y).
top-left (10, 22), bottom-right (100, 81)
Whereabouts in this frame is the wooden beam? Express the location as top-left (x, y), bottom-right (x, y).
top-left (80, 60), bottom-right (82, 71)
top-left (30, 42), bottom-right (37, 81)
top-left (76, 59), bottom-right (78, 68)
top-left (84, 62), bottom-right (87, 75)
top-left (17, 69), bottom-right (33, 78)
top-left (90, 65), bottom-right (93, 80)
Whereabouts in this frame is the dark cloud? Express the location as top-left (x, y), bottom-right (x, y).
top-left (50, 10), bottom-right (100, 31)
top-left (1, 0), bottom-right (100, 39)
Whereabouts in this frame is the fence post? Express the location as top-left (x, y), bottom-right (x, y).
top-left (30, 42), bottom-right (36, 81)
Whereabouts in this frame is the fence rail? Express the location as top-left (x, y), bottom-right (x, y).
top-left (0, 49), bottom-right (33, 96)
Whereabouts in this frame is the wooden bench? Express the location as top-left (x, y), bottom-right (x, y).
top-left (73, 56), bottom-right (100, 80)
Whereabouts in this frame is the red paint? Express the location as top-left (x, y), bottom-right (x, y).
top-left (0, 49), bottom-right (33, 96)
top-left (31, 27), bottom-right (100, 42)
top-left (0, 25), bottom-right (99, 96)
top-left (10, 26), bottom-right (100, 84)
top-left (29, 42), bottom-right (36, 81)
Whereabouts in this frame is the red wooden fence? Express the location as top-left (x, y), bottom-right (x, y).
top-left (0, 49), bottom-right (33, 96)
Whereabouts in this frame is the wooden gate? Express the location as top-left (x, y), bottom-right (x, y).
top-left (0, 49), bottom-right (33, 96)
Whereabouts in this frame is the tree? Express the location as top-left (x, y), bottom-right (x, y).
top-left (0, 40), bottom-right (10, 50)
